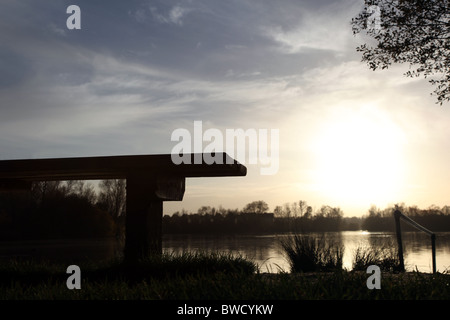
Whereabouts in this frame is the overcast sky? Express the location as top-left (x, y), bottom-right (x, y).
top-left (1, 0), bottom-right (450, 217)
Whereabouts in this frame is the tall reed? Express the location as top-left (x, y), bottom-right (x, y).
top-left (352, 239), bottom-right (402, 272)
top-left (280, 233), bottom-right (344, 272)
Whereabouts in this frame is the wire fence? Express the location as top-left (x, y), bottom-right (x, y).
top-left (394, 208), bottom-right (436, 273)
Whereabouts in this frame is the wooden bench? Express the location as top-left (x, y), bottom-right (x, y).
top-left (0, 153), bottom-right (247, 262)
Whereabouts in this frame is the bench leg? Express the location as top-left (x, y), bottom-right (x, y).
top-left (123, 175), bottom-right (185, 264)
top-left (124, 177), bottom-right (163, 263)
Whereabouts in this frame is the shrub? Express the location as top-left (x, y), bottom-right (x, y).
top-left (352, 239), bottom-right (402, 272)
top-left (280, 234), bottom-right (344, 272)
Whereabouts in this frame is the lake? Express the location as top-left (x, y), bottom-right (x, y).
top-left (164, 231), bottom-right (450, 273)
top-left (1, 231), bottom-right (449, 273)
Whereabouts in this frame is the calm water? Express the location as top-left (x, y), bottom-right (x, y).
top-left (163, 231), bottom-right (450, 273)
top-left (1, 231), bottom-right (449, 273)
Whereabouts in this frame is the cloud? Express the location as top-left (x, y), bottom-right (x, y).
top-left (262, 0), bottom-right (361, 54)
top-left (132, 4), bottom-right (191, 26)
top-left (48, 23), bottom-right (67, 37)
top-left (3, 0), bottom-right (450, 217)
top-left (0, 37), bottom-right (308, 161)
top-left (168, 6), bottom-right (188, 25)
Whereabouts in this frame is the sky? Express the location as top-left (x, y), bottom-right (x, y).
top-left (1, 0), bottom-right (450, 217)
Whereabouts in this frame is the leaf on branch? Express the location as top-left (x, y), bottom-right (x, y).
top-left (351, 0), bottom-right (450, 104)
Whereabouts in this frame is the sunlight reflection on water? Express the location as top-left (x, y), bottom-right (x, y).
top-left (163, 231), bottom-right (450, 273)
top-left (0, 231), bottom-right (449, 273)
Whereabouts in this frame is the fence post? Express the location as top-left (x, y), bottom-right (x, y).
top-left (394, 209), bottom-right (437, 274)
top-left (394, 210), bottom-right (405, 272)
top-left (431, 234), bottom-right (436, 274)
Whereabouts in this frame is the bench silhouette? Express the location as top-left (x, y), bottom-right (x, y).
top-left (0, 153), bottom-right (247, 262)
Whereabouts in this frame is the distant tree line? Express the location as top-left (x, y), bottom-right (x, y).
top-left (3, 185), bottom-right (450, 240)
top-left (163, 200), bottom-right (361, 234)
top-left (362, 204), bottom-right (450, 232)
top-left (0, 180), bottom-right (126, 240)
top-left (164, 201), bottom-right (450, 234)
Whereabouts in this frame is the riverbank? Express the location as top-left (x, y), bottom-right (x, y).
top-left (2, 231), bottom-right (450, 273)
top-left (0, 254), bottom-right (449, 300)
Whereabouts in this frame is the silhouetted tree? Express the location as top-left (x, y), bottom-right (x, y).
top-left (242, 200), bottom-right (269, 214)
top-left (368, 205), bottom-right (381, 217)
top-left (34, 192), bottom-right (115, 238)
top-left (31, 181), bottom-right (63, 204)
top-left (197, 205), bottom-right (215, 216)
top-left (298, 200), bottom-right (308, 217)
top-left (32, 180), bottom-right (97, 205)
top-left (1, 180), bottom-right (116, 239)
top-left (97, 179), bottom-right (126, 220)
top-left (352, 0), bottom-right (450, 104)
top-left (282, 203), bottom-right (292, 218)
top-left (67, 180), bottom-right (97, 204)
top-left (304, 206), bottom-right (313, 220)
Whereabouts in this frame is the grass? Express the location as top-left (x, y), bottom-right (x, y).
top-left (280, 234), bottom-right (344, 272)
top-left (0, 249), bottom-right (450, 300)
top-left (280, 233), bottom-right (403, 273)
top-left (352, 239), bottom-right (403, 272)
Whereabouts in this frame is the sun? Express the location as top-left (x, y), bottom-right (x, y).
top-left (311, 105), bottom-right (406, 207)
